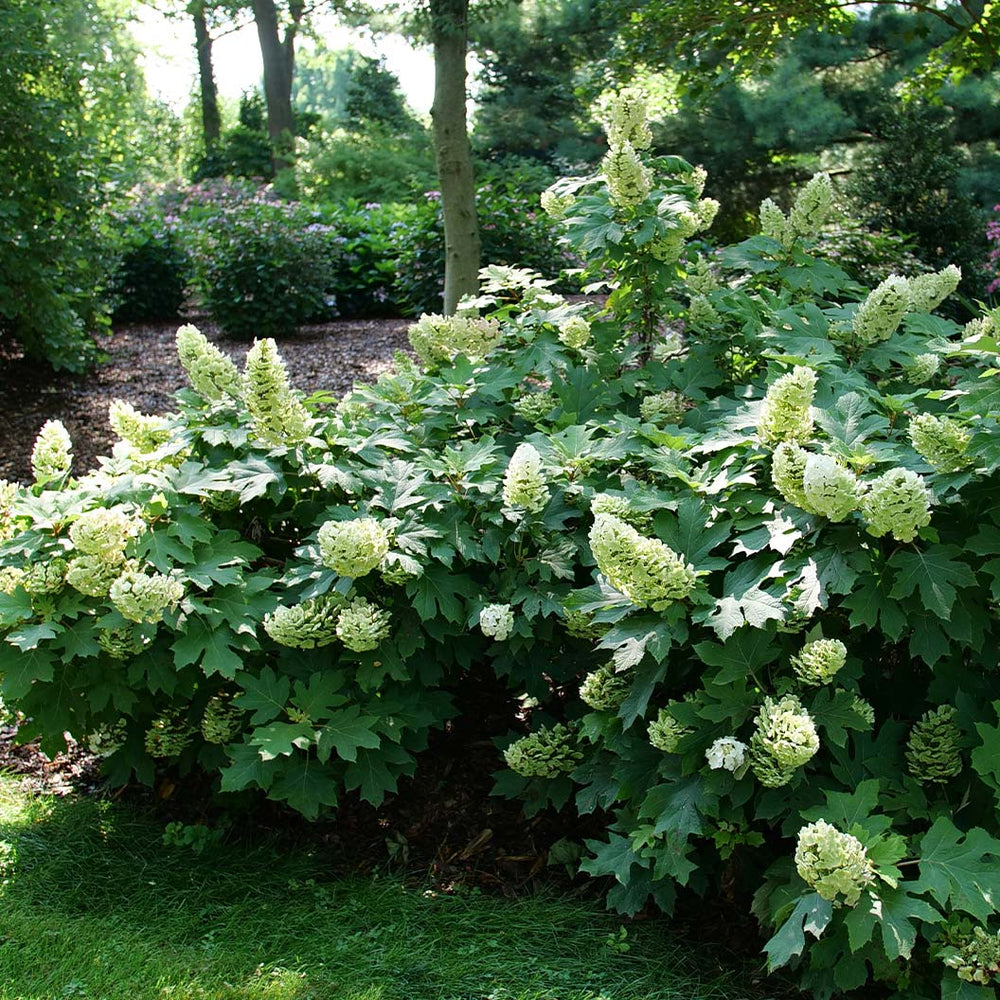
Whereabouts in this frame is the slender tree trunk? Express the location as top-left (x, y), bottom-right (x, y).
top-left (430, 0), bottom-right (480, 315)
top-left (250, 0), bottom-right (302, 170)
top-left (191, 2), bottom-right (221, 149)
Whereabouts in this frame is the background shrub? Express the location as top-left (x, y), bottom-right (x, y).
top-left (188, 198), bottom-right (338, 338)
top-left (105, 199), bottom-right (190, 324)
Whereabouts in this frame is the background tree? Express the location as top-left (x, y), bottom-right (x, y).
top-left (0, 0), bottom-right (159, 370)
top-left (606, 0), bottom-right (1000, 91)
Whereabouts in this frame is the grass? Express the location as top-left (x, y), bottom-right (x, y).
top-left (0, 776), bottom-right (764, 1000)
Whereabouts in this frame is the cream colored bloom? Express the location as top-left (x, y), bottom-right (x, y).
top-left (795, 820), bottom-right (874, 905)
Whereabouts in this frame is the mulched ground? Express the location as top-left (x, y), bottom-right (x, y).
top-left (0, 315), bottom-right (410, 484)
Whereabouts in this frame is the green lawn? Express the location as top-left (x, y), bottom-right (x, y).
top-left (0, 776), bottom-right (764, 1000)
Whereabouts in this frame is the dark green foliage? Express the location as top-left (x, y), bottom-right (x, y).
top-left (106, 203), bottom-right (190, 325)
top-left (188, 199), bottom-right (338, 338)
top-left (6, 101), bottom-right (1000, 996)
top-left (394, 178), bottom-right (574, 314)
top-left (850, 101), bottom-right (989, 301)
top-left (0, 1), bottom-right (115, 370)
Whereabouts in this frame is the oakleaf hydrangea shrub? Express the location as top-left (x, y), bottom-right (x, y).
top-left (3, 88), bottom-right (1000, 999)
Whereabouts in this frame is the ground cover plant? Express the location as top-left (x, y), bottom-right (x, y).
top-left (2, 89), bottom-right (1000, 998)
top-left (0, 777), bottom-right (740, 1000)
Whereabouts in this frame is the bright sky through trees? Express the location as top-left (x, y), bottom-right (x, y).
top-left (130, 7), bottom-right (436, 113)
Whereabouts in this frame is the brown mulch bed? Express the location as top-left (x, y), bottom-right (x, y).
top-left (0, 316), bottom-right (411, 485)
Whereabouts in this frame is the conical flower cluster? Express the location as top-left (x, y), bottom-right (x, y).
top-left (540, 187), bottom-right (576, 220)
top-left (504, 723), bottom-right (582, 778)
top-left (908, 412), bottom-right (972, 473)
top-left (772, 442), bottom-right (811, 510)
top-left (200, 694), bottom-right (244, 744)
top-left (502, 443), bottom-right (550, 513)
top-left (760, 198), bottom-right (793, 248)
top-left (479, 603), bottom-right (514, 641)
top-left (604, 87), bottom-right (652, 150)
top-left (579, 663), bottom-right (630, 711)
top-left (317, 518), bottom-right (390, 579)
top-left (861, 467), bottom-right (932, 542)
top-left (904, 353), bottom-right (941, 384)
top-left (336, 597), bottom-right (391, 652)
top-left (557, 316), bottom-right (591, 350)
top-left (602, 142), bottom-right (651, 209)
top-left (590, 494), bottom-right (650, 530)
top-left (639, 390), bottom-right (688, 425)
top-left (907, 265), bottom-right (961, 314)
top-left (794, 820), bottom-right (874, 906)
top-left (788, 173), bottom-right (835, 239)
top-left (749, 694), bottom-right (819, 787)
top-left (589, 512), bottom-right (696, 611)
top-left (67, 555), bottom-right (127, 598)
top-left (22, 559), bottom-right (67, 595)
top-left (648, 709), bottom-right (690, 753)
top-left (109, 567), bottom-right (184, 623)
top-left (243, 338), bottom-right (311, 445)
top-left (69, 506), bottom-right (138, 562)
top-left (176, 324), bottom-right (242, 402)
top-left (0, 480), bottom-right (18, 542)
top-left (906, 705), bottom-right (963, 783)
top-left (851, 276), bottom-right (910, 345)
top-left (758, 367), bottom-right (816, 445)
top-left (801, 454), bottom-right (861, 521)
top-left (513, 391), bottom-right (558, 423)
top-left (108, 400), bottom-right (171, 453)
top-left (792, 638), bottom-right (847, 686)
top-left (264, 596), bottom-right (341, 648)
top-left (144, 710), bottom-right (194, 758)
top-left (408, 314), bottom-right (503, 366)
top-left (31, 419), bottom-right (73, 487)
top-left (87, 721), bottom-right (128, 757)
top-left (97, 625), bottom-right (146, 660)
top-left (563, 609), bottom-right (609, 641)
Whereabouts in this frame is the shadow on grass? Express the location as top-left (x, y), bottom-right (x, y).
top-left (0, 778), bottom-right (768, 1000)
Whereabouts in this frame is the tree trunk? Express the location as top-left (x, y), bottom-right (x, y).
top-left (430, 0), bottom-right (480, 315)
top-left (191, 2), bottom-right (221, 149)
top-left (250, 0), bottom-right (302, 171)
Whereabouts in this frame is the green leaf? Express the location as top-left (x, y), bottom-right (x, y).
top-left (972, 701), bottom-right (1000, 792)
top-left (249, 720), bottom-right (315, 760)
top-left (763, 893), bottom-right (833, 970)
top-left (291, 671), bottom-right (348, 721)
top-left (809, 687), bottom-right (874, 749)
top-left (219, 742), bottom-right (268, 792)
top-left (172, 618), bottom-right (245, 679)
top-left (580, 832), bottom-right (645, 885)
top-left (843, 884), bottom-right (940, 960)
top-left (343, 741), bottom-right (413, 805)
top-left (0, 644), bottom-right (55, 699)
top-left (888, 545), bottom-right (977, 620)
top-left (316, 705), bottom-right (381, 764)
top-left (5, 622), bottom-right (60, 651)
top-left (657, 496), bottom-right (731, 570)
top-left (640, 776), bottom-right (704, 840)
top-left (913, 818), bottom-right (1000, 923)
top-left (138, 528), bottom-right (195, 573)
top-left (0, 588), bottom-right (34, 627)
top-left (407, 564), bottom-right (466, 623)
top-left (694, 630), bottom-right (778, 685)
top-left (268, 758), bottom-right (340, 819)
top-left (234, 667), bottom-right (290, 725)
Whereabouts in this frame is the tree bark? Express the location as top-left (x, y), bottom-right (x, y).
top-left (191, 2), bottom-right (221, 149)
top-left (430, 0), bottom-right (480, 315)
top-left (250, 0), bottom-right (303, 170)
